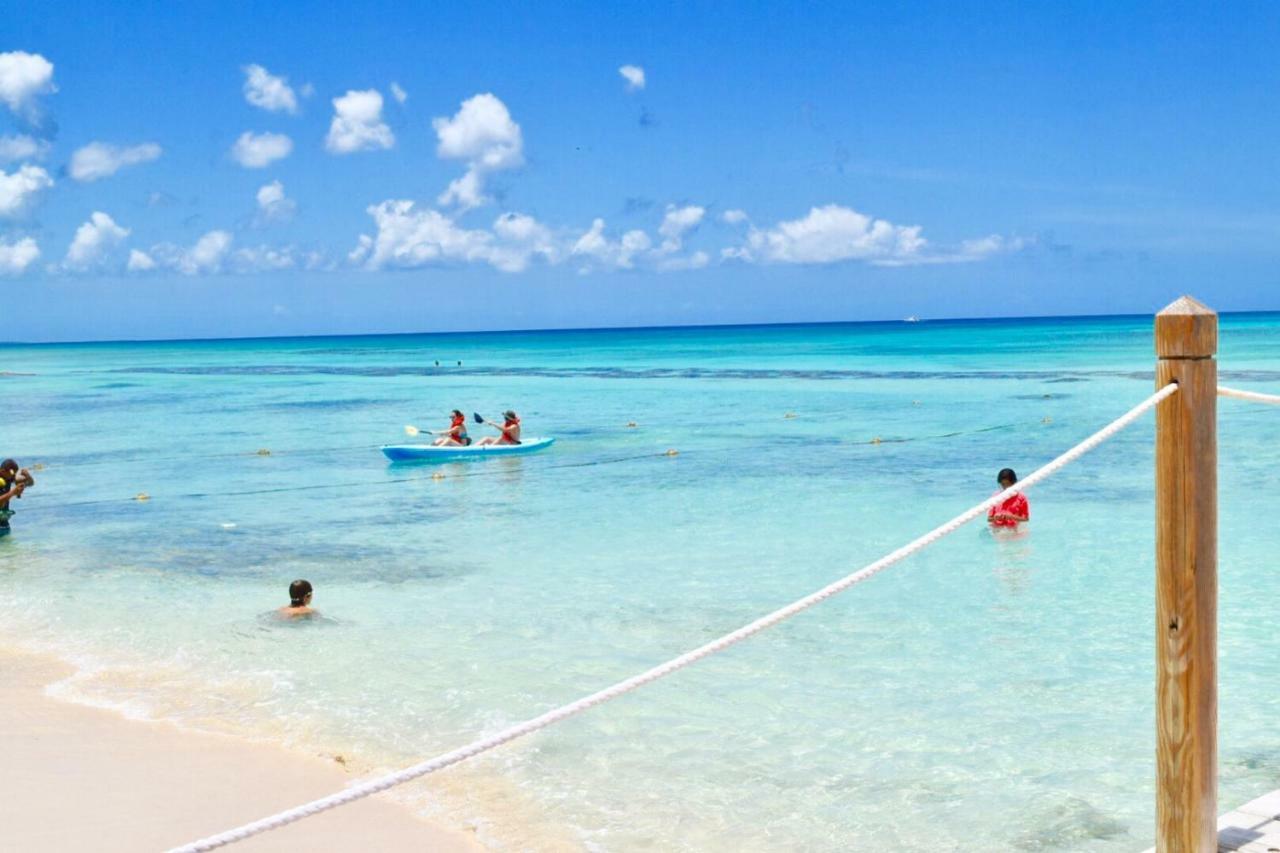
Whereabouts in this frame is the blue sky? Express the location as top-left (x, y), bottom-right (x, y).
top-left (3, 1), bottom-right (1279, 341)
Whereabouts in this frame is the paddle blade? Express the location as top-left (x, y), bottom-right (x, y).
top-left (472, 412), bottom-right (485, 424)
top-left (404, 425), bottom-right (420, 437)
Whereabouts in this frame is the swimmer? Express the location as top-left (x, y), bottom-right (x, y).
top-left (988, 467), bottom-right (1029, 529)
top-left (432, 410), bottom-right (471, 446)
top-left (474, 410), bottom-right (521, 446)
top-left (278, 579), bottom-right (316, 618)
top-left (0, 459), bottom-right (34, 538)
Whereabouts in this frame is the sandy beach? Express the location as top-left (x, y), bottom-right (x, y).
top-left (0, 647), bottom-right (479, 852)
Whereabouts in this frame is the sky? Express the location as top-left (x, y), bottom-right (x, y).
top-left (2, 1), bottom-right (1279, 341)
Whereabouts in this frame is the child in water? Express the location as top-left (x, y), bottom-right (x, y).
top-left (278, 579), bottom-right (316, 618)
top-left (988, 467), bottom-right (1030, 529)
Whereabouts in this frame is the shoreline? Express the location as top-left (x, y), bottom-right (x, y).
top-left (0, 646), bottom-right (482, 852)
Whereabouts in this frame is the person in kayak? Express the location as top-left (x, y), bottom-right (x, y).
top-left (432, 410), bottom-right (471, 446)
top-left (988, 467), bottom-right (1029, 529)
top-left (0, 459), bottom-right (34, 539)
top-left (278, 579), bottom-right (316, 618)
top-left (476, 410), bottom-right (522, 446)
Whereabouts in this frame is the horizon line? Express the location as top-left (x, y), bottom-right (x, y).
top-left (3, 306), bottom-right (1277, 347)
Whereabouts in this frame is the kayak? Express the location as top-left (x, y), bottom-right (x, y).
top-left (381, 436), bottom-right (555, 462)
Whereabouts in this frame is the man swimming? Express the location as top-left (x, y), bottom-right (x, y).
top-left (475, 410), bottom-right (522, 446)
top-left (988, 467), bottom-right (1029, 529)
top-left (278, 579), bottom-right (316, 618)
top-left (432, 410), bottom-right (471, 446)
top-left (0, 459), bottom-right (34, 538)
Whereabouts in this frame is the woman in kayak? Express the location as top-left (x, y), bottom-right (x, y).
top-left (432, 410), bottom-right (471, 446)
top-left (988, 467), bottom-right (1029, 529)
top-left (476, 410), bottom-right (521, 446)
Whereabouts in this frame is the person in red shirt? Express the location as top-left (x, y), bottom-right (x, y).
top-left (988, 467), bottom-right (1029, 528)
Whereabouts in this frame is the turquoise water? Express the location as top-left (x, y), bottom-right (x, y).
top-left (2, 314), bottom-right (1279, 851)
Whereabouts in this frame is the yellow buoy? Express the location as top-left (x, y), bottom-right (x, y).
top-left (31, 462), bottom-right (46, 471)
top-left (869, 437), bottom-right (883, 445)
top-left (431, 471), bottom-right (446, 480)
top-left (134, 493), bottom-right (150, 502)
top-left (256, 448), bottom-right (272, 456)
top-left (664, 449), bottom-right (679, 457)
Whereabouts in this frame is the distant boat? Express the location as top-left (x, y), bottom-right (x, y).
top-left (903, 315), bottom-right (921, 323)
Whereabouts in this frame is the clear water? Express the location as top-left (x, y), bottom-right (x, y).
top-left (2, 314), bottom-right (1279, 851)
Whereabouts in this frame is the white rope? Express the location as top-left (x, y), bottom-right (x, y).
top-left (1219, 385), bottom-right (1280, 406)
top-left (170, 383), bottom-right (1179, 853)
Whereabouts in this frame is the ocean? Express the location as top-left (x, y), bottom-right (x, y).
top-left (2, 312), bottom-right (1278, 851)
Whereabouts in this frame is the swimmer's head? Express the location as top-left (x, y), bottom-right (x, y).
top-left (997, 468), bottom-right (1018, 489)
top-left (288, 579), bottom-right (313, 607)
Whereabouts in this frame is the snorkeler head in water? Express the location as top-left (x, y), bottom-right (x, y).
top-left (279, 579), bottom-right (315, 617)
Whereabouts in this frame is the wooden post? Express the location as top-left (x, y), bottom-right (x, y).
top-left (1154, 295), bottom-right (1218, 852)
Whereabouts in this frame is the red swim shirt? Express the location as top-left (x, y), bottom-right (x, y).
top-left (988, 491), bottom-right (1029, 527)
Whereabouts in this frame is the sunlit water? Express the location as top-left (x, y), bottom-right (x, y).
top-left (2, 314), bottom-right (1278, 851)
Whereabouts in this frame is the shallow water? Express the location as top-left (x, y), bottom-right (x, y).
top-left (2, 314), bottom-right (1279, 851)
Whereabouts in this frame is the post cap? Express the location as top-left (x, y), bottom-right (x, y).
top-left (1156, 295), bottom-right (1217, 358)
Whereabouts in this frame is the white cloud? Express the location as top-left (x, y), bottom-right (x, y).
top-left (326, 89), bottom-right (394, 154)
top-left (0, 51), bottom-right (55, 121)
top-left (619, 65), bottom-right (646, 91)
top-left (242, 64), bottom-right (298, 114)
top-left (729, 204), bottom-right (926, 265)
top-left (657, 250), bottom-right (710, 272)
top-left (0, 236), bottom-right (39, 275)
top-left (127, 248), bottom-right (156, 271)
top-left (355, 200), bottom-right (557, 273)
top-left (721, 209), bottom-right (748, 225)
top-left (657, 204), bottom-right (705, 253)
top-left (64, 212), bottom-right (129, 269)
top-left (255, 180), bottom-right (297, 223)
top-left (571, 218), bottom-right (653, 270)
top-left (148, 230), bottom-right (234, 275)
top-left (390, 82), bottom-right (407, 104)
top-left (69, 141), bottom-right (162, 182)
top-left (0, 164), bottom-right (53, 217)
top-left (432, 93), bottom-right (523, 210)
top-left (232, 245), bottom-right (297, 272)
top-left (230, 131), bottom-right (293, 168)
top-left (0, 134), bottom-right (49, 163)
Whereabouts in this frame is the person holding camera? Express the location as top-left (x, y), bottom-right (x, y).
top-left (0, 459), bottom-right (34, 538)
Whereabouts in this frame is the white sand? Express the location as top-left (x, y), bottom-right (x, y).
top-left (0, 648), bottom-right (481, 852)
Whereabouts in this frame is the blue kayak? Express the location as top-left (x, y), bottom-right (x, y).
top-left (381, 436), bottom-right (555, 463)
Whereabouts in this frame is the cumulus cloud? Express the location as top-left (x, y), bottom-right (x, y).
top-left (354, 200), bottom-right (557, 273)
top-left (69, 141), bottom-right (162, 182)
top-left (0, 164), bottom-right (53, 217)
top-left (0, 134), bottom-right (49, 163)
top-left (232, 244), bottom-right (297, 272)
top-left (390, 82), bottom-right (407, 104)
top-left (325, 90), bottom-right (394, 154)
top-left (230, 131), bottom-right (293, 168)
top-left (242, 64), bottom-right (298, 114)
top-left (657, 250), bottom-right (711, 272)
top-left (657, 204), bottom-right (705, 253)
top-left (147, 230), bottom-right (234, 275)
top-left (432, 93), bottom-right (523, 210)
top-left (127, 248), bottom-right (156, 271)
top-left (571, 218), bottom-right (653, 270)
top-left (255, 179), bottom-right (297, 224)
top-left (0, 51), bottom-right (56, 121)
top-left (721, 208), bottom-right (749, 225)
top-left (64, 211), bottom-right (129, 269)
top-left (618, 65), bottom-right (646, 91)
top-left (726, 204), bottom-right (925, 265)
top-left (0, 236), bottom-right (39, 275)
